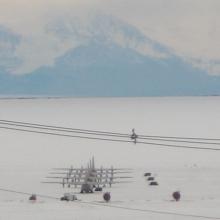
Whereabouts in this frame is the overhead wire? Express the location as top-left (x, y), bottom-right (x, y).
top-left (1, 119), bottom-right (220, 145)
top-left (0, 125), bottom-right (133, 143)
top-left (1, 119), bottom-right (220, 143)
top-left (0, 187), bottom-right (219, 219)
top-left (131, 136), bottom-right (220, 145)
top-left (0, 187), bottom-right (59, 200)
top-left (138, 134), bottom-right (220, 141)
top-left (0, 120), bottom-right (220, 218)
top-left (0, 119), bottom-right (129, 138)
top-left (85, 201), bottom-right (220, 220)
top-left (0, 123), bottom-right (220, 151)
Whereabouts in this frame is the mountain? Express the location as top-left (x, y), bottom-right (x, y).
top-left (0, 15), bottom-right (220, 96)
top-left (46, 13), bottom-right (169, 58)
top-left (1, 42), bottom-right (220, 96)
top-left (0, 26), bottom-right (21, 71)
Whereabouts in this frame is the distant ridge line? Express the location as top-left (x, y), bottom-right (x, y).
top-left (0, 96), bottom-right (220, 100)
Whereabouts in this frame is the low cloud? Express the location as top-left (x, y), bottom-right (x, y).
top-left (0, 0), bottom-right (220, 75)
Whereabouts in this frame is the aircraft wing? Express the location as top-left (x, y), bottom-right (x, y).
top-left (52, 168), bottom-right (132, 171)
top-left (49, 171), bottom-right (132, 176)
top-left (42, 180), bottom-right (132, 185)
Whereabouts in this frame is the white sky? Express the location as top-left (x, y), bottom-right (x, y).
top-left (0, 0), bottom-right (220, 75)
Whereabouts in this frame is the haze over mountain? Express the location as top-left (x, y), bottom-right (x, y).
top-left (0, 13), bottom-right (220, 96)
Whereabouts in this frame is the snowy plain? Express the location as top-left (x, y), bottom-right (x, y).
top-left (0, 97), bottom-right (220, 220)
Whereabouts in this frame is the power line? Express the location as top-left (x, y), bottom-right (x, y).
top-left (0, 119), bottom-right (220, 147)
top-left (0, 121), bottom-right (128, 139)
top-left (0, 187), bottom-right (59, 200)
top-left (0, 119), bottom-right (129, 138)
top-left (0, 187), bottom-right (219, 219)
top-left (1, 119), bottom-right (220, 143)
top-left (0, 126), bottom-right (133, 143)
top-left (0, 120), bottom-right (219, 146)
top-left (138, 140), bottom-right (220, 151)
top-left (85, 201), bottom-right (220, 220)
top-left (0, 125), bottom-right (220, 151)
top-left (134, 136), bottom-right (220, 145)
top-left (138, 134), bottom-right (220, 142)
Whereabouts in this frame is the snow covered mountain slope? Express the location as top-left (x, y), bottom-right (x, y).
top-left (0, 14), bottom-right (220, 96)
top-left (0, 26), bottom-right (21, 71)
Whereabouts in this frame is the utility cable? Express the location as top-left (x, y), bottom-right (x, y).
top-left (0, 125), bottom-right (220, 151)
top-left (0, 187), bottom-right (219, 219)
top-left (0, 119), bottom-right (220, 146)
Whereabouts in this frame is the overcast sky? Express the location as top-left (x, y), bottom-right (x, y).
top-left (0, 0), bottom-right (220, 75)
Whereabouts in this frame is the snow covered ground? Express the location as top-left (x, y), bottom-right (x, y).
top-left (0, 97), bottom-right (220, 220)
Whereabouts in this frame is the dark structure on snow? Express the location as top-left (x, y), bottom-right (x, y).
top-left (172, 191), bottom-right (181, 201)
top-left (149, 181), bottom-right (158, 186)
top-left (147, 177), bottom-right (154, 181)
top-left (103, 192), bottom-right (111, 202)
top-left (144, 172), bottom-right (151, 177)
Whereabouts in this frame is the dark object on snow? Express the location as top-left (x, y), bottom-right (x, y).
top-left (103, 192), bottom-right (111, 202)
top-left (147, 177), bottom-right (154, 181)
top-left (130, 128), bottom-right (138, 144)
top-left (29, 194), bottom-right (37, 201)
top-left (144, 172), bottom-right (151, 177)
top-left (172, 191), bottom-right (181, 201)
top-left (149, 181), bottom-right (158, 186)
top-left (95, 187), bottom-right (103, 192)
top-left (60, 193), bottom-right (77, 201)
top-left (80, 188), bottom-right (93, 193)
top-left (80, 183), bottom-right (93, 193)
